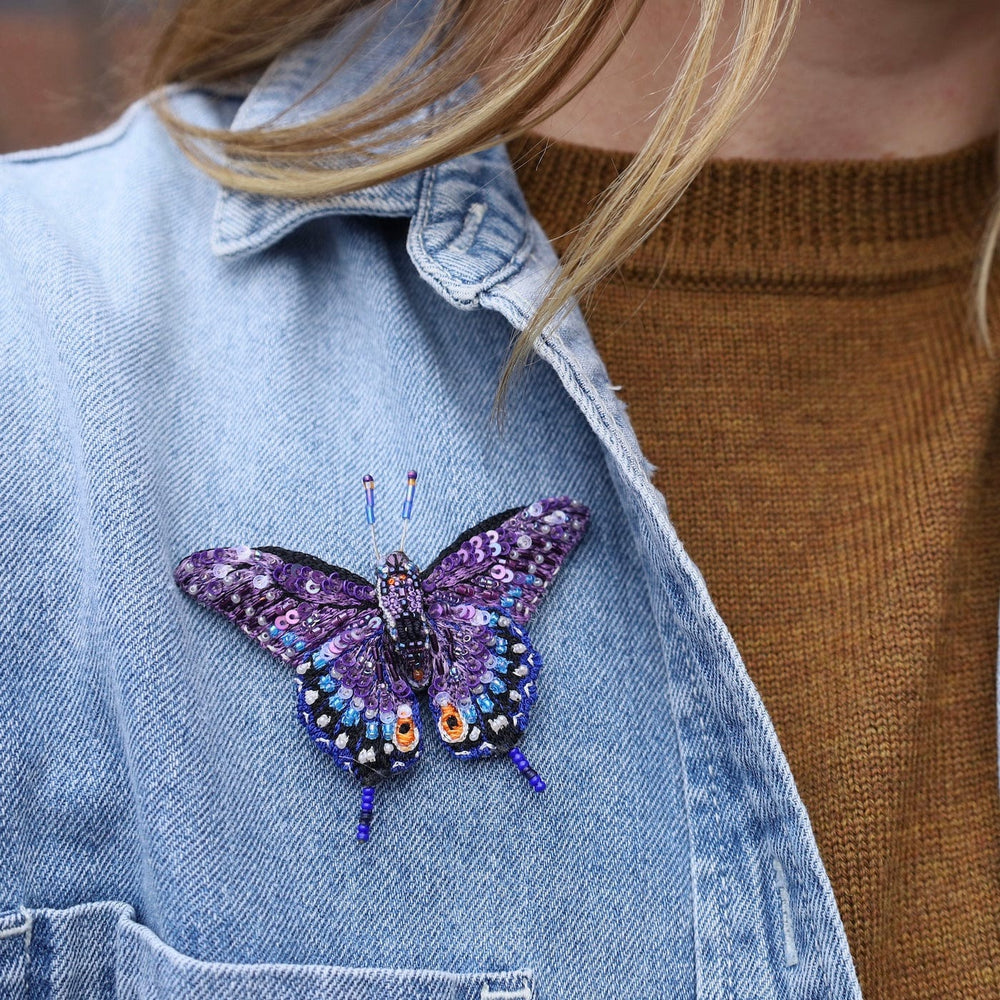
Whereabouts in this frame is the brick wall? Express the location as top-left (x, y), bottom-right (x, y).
top-left (0, 2), bottom-right (158, 154)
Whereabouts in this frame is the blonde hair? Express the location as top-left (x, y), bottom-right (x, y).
top-left (147, 0), bottom-right (999, 404)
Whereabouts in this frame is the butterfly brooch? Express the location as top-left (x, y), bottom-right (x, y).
top-left (174, 471), bottom-right (589, 841)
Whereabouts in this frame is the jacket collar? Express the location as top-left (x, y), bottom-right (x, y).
top-left (209, 0), bottom-right (531, 309)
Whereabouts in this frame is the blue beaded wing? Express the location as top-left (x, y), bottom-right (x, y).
top-left (420, 497), bottom-right (589, 760)
top-left (174, 546), bottom-right (422, 785)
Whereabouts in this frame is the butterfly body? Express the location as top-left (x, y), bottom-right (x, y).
top-left (376, 551), bottom-right (431, 685)
top-left (174, 486), bottom-right (589, 839)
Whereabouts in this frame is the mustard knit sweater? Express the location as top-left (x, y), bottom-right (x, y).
top-left (511, 132), bottom-right (1000, 999)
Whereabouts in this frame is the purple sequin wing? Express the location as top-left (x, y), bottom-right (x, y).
top-left (420, 497), bottom-right (590, 626)
top-left (421, 603), bottom-right (540, 759)
top-left (175, 545), bottom-right (423, 780)
top-left (174, 545), bottom-right (377, 672)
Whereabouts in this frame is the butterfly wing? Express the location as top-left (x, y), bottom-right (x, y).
top-left (422, 606), bottom-right (540, 758)
top-left (174, 545), bottom-right (422, 781)
top-left (420, 497), bottom-right (590, 625)
top-left (296, 617), bottom-right (423, 783)
top-left (174, 544), bottom-right (377, 668)
top-left (419, 497), bottom-right (589, 758)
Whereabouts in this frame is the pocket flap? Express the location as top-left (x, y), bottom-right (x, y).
top-left (5, 902), bottom-right (535, 1000)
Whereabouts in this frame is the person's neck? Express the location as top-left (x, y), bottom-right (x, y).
top-left (529, 0), bottom-right (1000, 159)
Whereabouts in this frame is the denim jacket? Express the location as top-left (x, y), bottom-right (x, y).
top-left (0, 4), bottom-right (865, 998)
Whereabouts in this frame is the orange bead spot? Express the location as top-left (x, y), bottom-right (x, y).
top-left (393, 716), bottom-right (419, 752)
top-left (437, 702), bottom-right (469, 744)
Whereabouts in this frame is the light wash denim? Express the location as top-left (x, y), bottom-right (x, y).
top-left (0, 3), bottom-right (867, 998)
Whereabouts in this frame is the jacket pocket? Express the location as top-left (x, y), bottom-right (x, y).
top-left (2, 902), bottom-right (535, 1000)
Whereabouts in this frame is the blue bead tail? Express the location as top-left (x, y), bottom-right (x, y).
top-left (357, 785), bottom-right (376, 842)
top-left (508, 747), bottom-right (546, 793)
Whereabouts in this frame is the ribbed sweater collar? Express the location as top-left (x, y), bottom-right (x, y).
top-left (508, 132), bottom-right (999, 291)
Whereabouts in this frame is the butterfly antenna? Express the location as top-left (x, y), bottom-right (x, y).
top-left (509, 747), bottom-right (546, 793)
top-left (363, 475), bottom-right (381, 565)
top-left (399, 469), bottom-right (417, 553)
top-left (356, 785), bottom-right (376, 842)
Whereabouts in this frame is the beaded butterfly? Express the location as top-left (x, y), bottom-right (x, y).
top-left (174, 472), bottom-right (589, 841)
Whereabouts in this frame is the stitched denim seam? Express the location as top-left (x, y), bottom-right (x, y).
top-left (685, 643), bottom-right (738, 999)
top-left (113, 908), bottom-right (537, 997)
top-left (525, 320), bottom-right (785, 996)
top-left (735, 660), bottom-right (831, 993)
top-left (210, 190), bottom-right (413, 258)
top-left (497, 291), bottom-right (649, 489)
top-left (749, 750), bottom-right (831, 997)
top-left (780, 829), bottom-right (830, 998)
top-left (2, 96), bottom-right (155, 166)
top-left (603, 449), bottom-right (700, 993)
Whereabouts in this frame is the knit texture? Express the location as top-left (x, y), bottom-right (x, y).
top-left (511, 131), bottom-right (1000, 999)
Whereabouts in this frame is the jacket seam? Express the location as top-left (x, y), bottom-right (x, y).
top-left (1, 86), bottom-right (239, 167)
